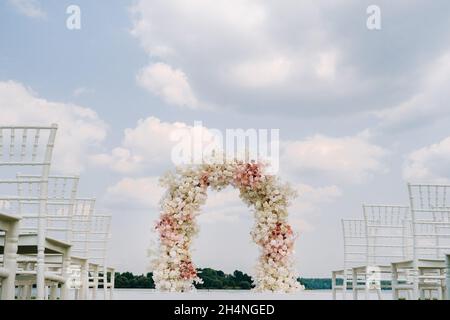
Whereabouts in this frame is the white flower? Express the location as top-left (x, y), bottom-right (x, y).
top-left (154, 157), bottom-right (299, 293)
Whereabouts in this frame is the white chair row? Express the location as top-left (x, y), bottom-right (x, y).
top-left (332, 205), bottom-right (408, 300)
top-left (0, 125), bottom-right (114, 300)
top-left (447, 254), bottom-right (450, 300)
top-left (391, 184), bottom-right (450, 300)
top-left (0, 125), bottom-right (57, 300)
top-left (0, 213), bottom-right (20, 299)
top-left (332, 183), bottom-right (450, 299)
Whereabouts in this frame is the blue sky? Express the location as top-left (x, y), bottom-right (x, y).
top-left (2, 0), bottom-right (450, 277)
top-left (1, 1), bottom-right (151, 128)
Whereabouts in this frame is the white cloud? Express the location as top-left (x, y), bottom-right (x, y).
top-left (129, 0), bottom-right (352, 112)
top-left (229, 56), bottom-right (293, 88)
top-left (281, 133), bottom-right (388, 184)
top-left (105, 176), bottom-right (164, 209)
top-left (376, 52), bottom-right (450, 129)
top-left (105, 175), bottom-right (341, 230)
top-left (290, 183), bottom-right (342, 232)
top-left (91, 116), bottom-right (220, 174)
top-left (315, 51), bottom-right (337, 80)
top-left (403, 136), bottom-right (450, 183)
top-left (90, 147), bottom-right (144, 174)
top-left (98, 115), bottom-right (388, 185)
top-left (130, 0), bottom-right (267, 59)
top-left (105, 177), bottom-right (247, 223)
top-left (9, 0), bottom-right (46, 18)
top-left (92, 117), bottom-right (184, 173)
top-left (0, 80), bottom-right (107, 173)
top-left (129, 0), bottom-right (444, 116)
top-left (199, 188), bottom-right (247, 224)
top-left (137, 63), bottom-right (201, 109)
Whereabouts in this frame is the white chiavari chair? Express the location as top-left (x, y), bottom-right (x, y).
top-left (71, 198), bottom-right (96, 299)
top-left (332, 219), bottom-right (367, 300)
top-left (0, 125), bottom-right (59, 300)
top-left (350, 205), bottom-right (412, 300)
top-left (16, 175), bottom-right (99, 300)
top-left (87, 214), bottom-right (114, 300)
top-left (0, 213), bottom-right (20, 299)
top-left (14, 174), bottom-right (80, 299)
top-left (446, 254), bottom-right (450, 300)
top-left (391, 183), bottom-right (450, 300)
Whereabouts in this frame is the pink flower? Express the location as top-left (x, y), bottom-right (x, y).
top-left (233, 161), bottom-right (264, 188)
top-left (179, 260), bottom-right (197, 280)
top-left (199, 172), bottom-right (210, 188)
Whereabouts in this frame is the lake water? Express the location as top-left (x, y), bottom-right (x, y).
top-left (108, 289), bottom-right (393, 300)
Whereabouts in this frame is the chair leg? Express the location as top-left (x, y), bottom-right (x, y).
top-left (50, 284), bottom-right (58, 300)
top-left (17, 285), bottom-right (24, 300)
top-left (36, 248), bottom-right (45, 300)
top-left (103, 268), bottom-right (108, 300)
top-left (352, 269), bottom-right (358, 300)
top-left (364, 269), bottom-right (370, 300)
top-left (419, 287), bottom-right (425, 300)
top-left (446, 256), bottom-right (450, 300)
top-left (92, 266), bottom-right (99, 300)
top-left (392, 265), bottom-right (399, 300)
top-left (376, 288), bottom-right (382, 300)
top-left (1, 222), bottom-right (19, 300)
top-left (413, 269), bottom-right (420, 300)
top-left (440, 268), bottom-right (445, 300)
top-left (80, 261), bottom-right (88, 300)
top-left (60, 250), bottom-right (71, 300)
top-left (331, 272), bottom-right (336, 300)
top-left (342, 271), bottom-right (347, 301)
top-left (109, 270), bottom-right (115, 300)
top-left (406, 290), bottom-right (412, 300)
top-left (22, 283), bottom-right (32, 300)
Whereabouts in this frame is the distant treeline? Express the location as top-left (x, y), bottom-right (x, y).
top-left (114, 269), bottom-right (337, 290)
top-left (298, 278), bottom-right (335, 290)
top-left (114, 268), bottom-right (254, 290)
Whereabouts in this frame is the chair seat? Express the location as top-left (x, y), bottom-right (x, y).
top-left (0, 212), bottom-right (21, 221)
top-left (15, 270), bottom-right (66, 282)
top-left (0, 212), bottom-right (20, 231)
top-left (392, 259), bottom-right (446, 269)
top-left (0, 233), bottom-right (71, 255)
top-left (71, 255), bottom-right (88, 263)
top-left (352, 264), bottom-right (392, 273)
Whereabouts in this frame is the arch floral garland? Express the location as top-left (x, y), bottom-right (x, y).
top-left (152, 159), bottom-right (300, 292)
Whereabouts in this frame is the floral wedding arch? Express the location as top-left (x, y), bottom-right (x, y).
top-left (152, 159), bottom-right (300, 292)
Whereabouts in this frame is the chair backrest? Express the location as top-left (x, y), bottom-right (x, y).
top-left (0, 126), bottom-right (57, 248)
top-left (342, 219), bottom-right (367, 269)
top-left (15, 175), bottom-right (97, 260)
top-left (0, 125), bottom-right (57, 168)
top-left (88, 214), bottom-right (112, 267)
top-left (15, 175), bottom-right (79, 241)
top-left (408, 183), bottom-right (450, 212)
top-left (71, 198), bottom-right (96, 259)
top-left (363, 204), bottom-right (412, 265)
top-left (410, 210), bottom-right (450, 260)
top-left (17, 174), bottom-right (79, 202)
top-left (432, 211), bottom-right (450, 259)
top-left (408, 183), bottom-right (450, 260)
top-left (12, 173), bottom-right (97, 260)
